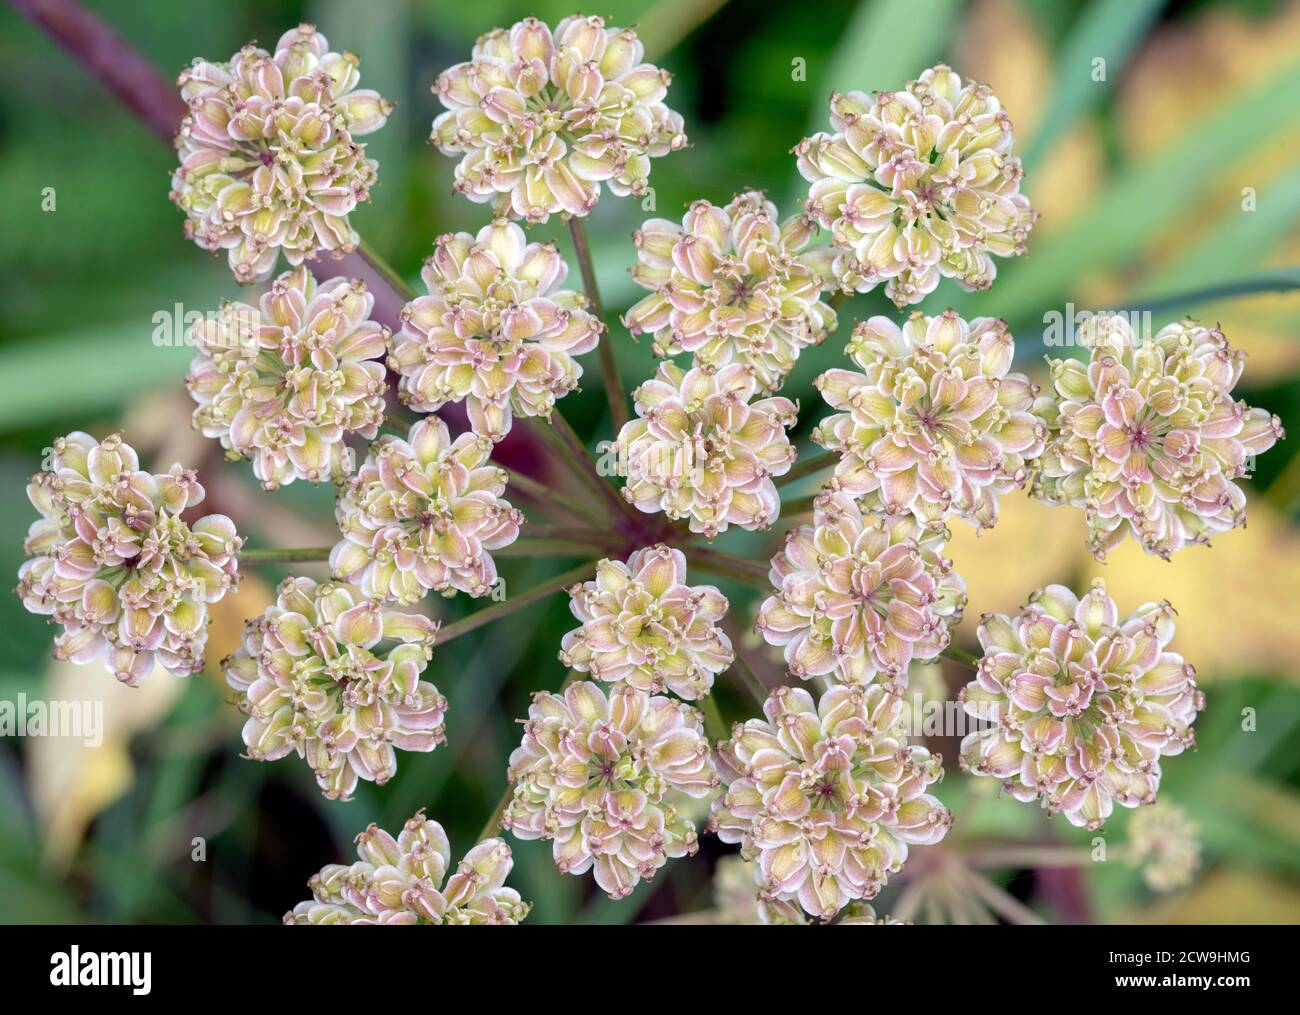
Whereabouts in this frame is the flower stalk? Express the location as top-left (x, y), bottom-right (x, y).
top-left (433, 561), bottom-right (600, 646)
top-left (569, 215), bottom-right (629, 432)
top-left (239, 546), bottom-right (333, 564)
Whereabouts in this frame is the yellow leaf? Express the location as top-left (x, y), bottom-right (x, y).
top-left (1084, 498), bottom-right (1300, 682)
top-left (25, 659), bottom-right (183, 869)
top-left (946, 491), bottom-right (1089, 638)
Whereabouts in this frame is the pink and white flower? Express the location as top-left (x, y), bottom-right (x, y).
top-left (187, 267), bottom-right (388, 489)
top-left (616, 362), bottom-right (798, 536)
top-left (287, 810), bottom-right (529, 924)
top-left (18, 432), bottom-right (240, 683)
top-left (795, 65), bottom-right (1036, 306)
top-left (172, 24), bottom-right (391, 282)
top-left (331, 418), bottom-right (523, 604)
top-left (711, 683), bottom-right (950, 920)
top-left (225, 577), bottom-right (445, 800)
top-left (504, 680), bottom-right (717, 898)
top-left (813, 311), bottom-right (1048, 530)
top-left (1035, 315), bottom-right (1284, 559)
top-left (757, 492), bottom-right (966, 686)
top-left (559, 544), bottom-right (733, 700)
top-left (432, 16), bottom-right (685, 222)
top-left (959, 580), bottom-right (1203, 829)
top-left (389, 221), bottom-right (601, 441)
top-left (625, 192), bottom-right (837, 392)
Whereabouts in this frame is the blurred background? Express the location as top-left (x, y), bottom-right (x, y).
top-left (1, 0), bottom-right (1298, 924)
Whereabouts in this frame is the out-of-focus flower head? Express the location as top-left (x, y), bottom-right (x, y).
top-left (1034, 315), bottom-right (1283, 559)
top-left (389, 221), bottom-right (601, 441)
top-left (616, 361), bottom-right (797, 537)
top-left (286, 810), bottom-right (530, 923)
top-left (959, 579), bottom-right (1203, 830)
top-left (1126, 799), bottom-right (1201, 893)
top-left (794, 64), bottom-right (1036, 307)
top-left (431, 16), bottom-right (686, 222)
top-left (559, 544), bottom-right (733, 700)
top-left (331, 418), bottom-right (523, 604)
top-left (224, 576), bottom-right (444, 800)
top-left (757, 492), bottom-right (966, 686)
top-left (711, 683), bottom-right (950, 920)
top-left (187, 267), bottom-right (388, 489)
top-left (17, 432), bottom-right (241, 684)
top-left (624, 192), bottom-right (837, 392)
top-left (813, 311), bottom-right (1049, 531)
top-left (172, 24), bottom-right (391, 282)
top-left (504, 680), bottom-right (717, 899)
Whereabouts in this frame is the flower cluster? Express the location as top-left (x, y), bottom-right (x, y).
top-left (389, 221), bottom-right (601, 441)
top-left (959, 580), bottom-right (1203, 829)
top-left (795, 64), bottom-right (1036, 306)
top-left (559, 545), bottom-right (733, 700)
top-left (224, 577), bottom-right (445, 800)
top-left (187, 267), bottom-right (388, 489)
top-left (711, 684), bottom-right (950, 920)
top-left (286, 811), bottom-right (529, 924)
top-left (616, 362), bottom-right (798, 536)
top-left (172, 23), bottom-right (391, 282)
top-left (431, 16), bottom-right (685, 222)
top-left (1126, 800), bottom-right (1201, 893)
top-left (17, 432), bottom-right (241, 684)
top-left (624, 192), bottom-right (837, 392)
top-left (813, 311), bottom-right (1048, 530)
top-left (757, 492), bottom-right (966, 686)
top-left (331, 418), bottom-right (523, 604)
top-left (503, 680), bottom-right (717, 899)
top-left (1034, 315), bottom-right (1283, 559)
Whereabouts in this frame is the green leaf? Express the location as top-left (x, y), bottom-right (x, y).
top-left (815, 0), bottom-right (962, 102)
top-left (1132, 268), bottom-right (1300, 320)
top-left (0, 324), bottom-right (190, 431)
top-left (1140, 168), bottom-right (1300, 298)
top-left (1021, 0), bottom-right (1165, 171)
top-left (950, 56), bottom-right (1300, 327)
top-left (787, 0), bottom-right (961, 206)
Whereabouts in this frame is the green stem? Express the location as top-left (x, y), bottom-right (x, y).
top-left (828, 289), bottom-right (851, 310)
top-left (493, 537), bottom-right (615, 559)
top-left (434, 561), bottom-right (599, 646)
top-left (941, 645), bottom-right (981, 669)
top-left (358, 237), bottom-right (416, 301)
top-left (690, 548), bottom-right (771, 591)
top-left (775, 450), bottom-right (838, 488)
top-left (700, 693), bottom-right (729, 742)
top-left (476, 787), bottom-right (514, 843)
top-left (527, 412), bottom-right (636, 523)
top-left (1132, 267), bottom-right (1300, 318)
top-left (962, 868), bottom-right (1046, 925)
top-left (501, 464), bottom-right (603, 522)
top-left (778, 494), bottom-right (818, 520)
top-left (239, 546), bottom-right (333, 564)
top-left (726, 644), bottom-right (770, 709)
top-left (569, 216), bottom-right (630, 434)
